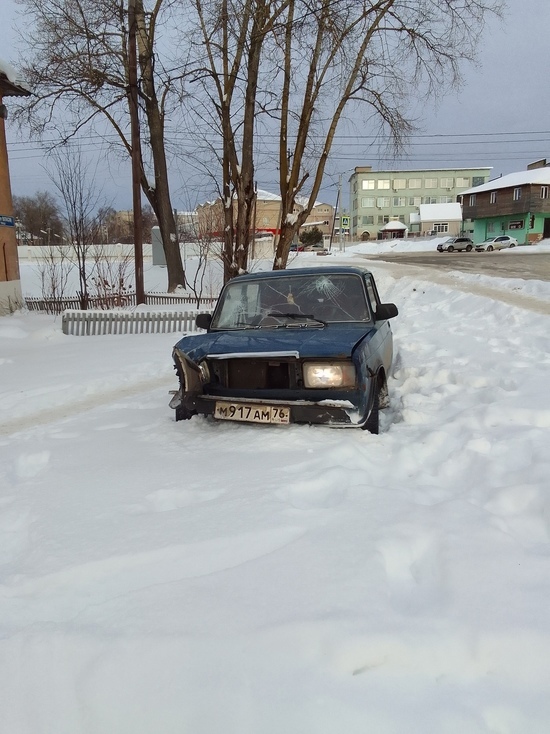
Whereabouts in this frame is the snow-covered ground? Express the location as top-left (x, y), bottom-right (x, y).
top-left (1, 241), bottom-right (550, 733)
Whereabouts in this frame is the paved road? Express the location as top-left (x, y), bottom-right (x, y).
top-left (367, 250), bottom-right (550, 281)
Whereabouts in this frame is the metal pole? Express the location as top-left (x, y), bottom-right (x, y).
top-left (338, 174), bottom-right (343, 251)
top-left (128, 0), bottom-right (145, 304)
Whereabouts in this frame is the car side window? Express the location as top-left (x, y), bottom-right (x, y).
top-left (364, 277), bottom-right (379, 317)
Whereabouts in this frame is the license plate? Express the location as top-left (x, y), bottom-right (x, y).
top-left (214, 401), bottom-right (290, 424)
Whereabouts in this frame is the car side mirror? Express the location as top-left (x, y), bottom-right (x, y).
top-left (196, 313), bottom-right (212, 330)
top-left (375, 303), bottom-right (398, 321)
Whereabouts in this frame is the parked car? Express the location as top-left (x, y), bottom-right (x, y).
top-left (475, 235), bottom-right (518, 252)
top-left (170, 267), bottom-right (398, 433)
top-left (437, 236), bottom-right (474, 253)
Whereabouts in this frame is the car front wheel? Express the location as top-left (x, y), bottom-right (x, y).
top-left (447, 245), bottom-right (454, 253)
top-left (487, 245), bottom-right (494, 252)
top-left (509, 243), bottom-right (515, 247)
top-left (362, 385), bottom-right (380, 434)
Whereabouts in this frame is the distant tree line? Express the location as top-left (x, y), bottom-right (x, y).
top-left (13, 192), bottom-right (157, 245)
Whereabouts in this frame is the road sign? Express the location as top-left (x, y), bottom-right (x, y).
top-left (0, 215), bottom-right (15, 227)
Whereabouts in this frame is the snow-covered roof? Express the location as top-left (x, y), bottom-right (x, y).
top-left (418, 203), bottom-right (462, 221)
top-left (461, 167), bottom-right (550, 195)
top-left (0, 57), bottom-right (31, 96)
top-left (256, 189), bottom-right (281, 202)
top-left (380, 220), bottom-right (407, 230)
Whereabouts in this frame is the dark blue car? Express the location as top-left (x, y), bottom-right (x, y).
top-left (170, 266), bottom-right (398, 433)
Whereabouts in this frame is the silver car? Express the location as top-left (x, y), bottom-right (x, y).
top-left (475, 235), bottom-right (518, 252)
top-left (437, 236), bottom-right (474, 253)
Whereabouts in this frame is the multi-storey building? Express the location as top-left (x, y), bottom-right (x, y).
top-left (197, 190), bottom-right (334, 241)
top-left (459, 160), bottom-right (550, 244)
top-left (349, 166), bottom-right (492, 239)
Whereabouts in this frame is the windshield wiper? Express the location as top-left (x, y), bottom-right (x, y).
top-left (267, 311), bottom-right (327, 326)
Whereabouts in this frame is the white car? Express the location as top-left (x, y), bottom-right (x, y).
top-left (475, 235), bottom-right (518, 252)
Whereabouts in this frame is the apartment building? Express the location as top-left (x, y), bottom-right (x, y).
top-left (460, 161), bottom-right (550, 244)
top-left (197, 190), bottom-right (334, 240)
top-left (350, 166), bottom-right (492, 239)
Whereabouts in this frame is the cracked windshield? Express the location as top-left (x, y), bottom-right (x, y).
top-left (212, 274), bottom-right (371, 329)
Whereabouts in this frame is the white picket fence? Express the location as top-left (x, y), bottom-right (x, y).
top-left (62, 309), bottom-right (210, 336)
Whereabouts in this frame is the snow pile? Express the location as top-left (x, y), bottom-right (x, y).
top-left (1, 262), bottom-right (550, 732)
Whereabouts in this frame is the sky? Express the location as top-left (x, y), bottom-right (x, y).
top-left (3, 0), bottom-right (550, 211)
top-left (2, 240), bottom-right (550, 731)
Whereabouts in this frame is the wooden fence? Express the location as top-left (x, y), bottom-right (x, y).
top-left (26, 292), bottom-right (217, 314)
top-left (61, 309), bottom-right (210, 336)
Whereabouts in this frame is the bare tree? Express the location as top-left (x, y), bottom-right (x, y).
top-left (14, 0), bottom-right (186, 291)
top-left (269, 0), bottom-right (504, 268)
top-left (191, 0), bottom-right (290, 281)
top-left (49, 147), bottom-right (103, 309)
top-left (188, 0), bottom-right (502, 274)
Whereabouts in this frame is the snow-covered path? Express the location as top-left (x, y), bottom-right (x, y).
top-left (1, 265), bottom-right (550, 733)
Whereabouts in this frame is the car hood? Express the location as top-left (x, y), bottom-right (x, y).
top-left (174, 325), bottom-right (376, 361)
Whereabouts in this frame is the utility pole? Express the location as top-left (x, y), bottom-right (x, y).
top-left (338, 174), bottom-right (343, 251)
top-left (128, 0), bottom-right (145, 304)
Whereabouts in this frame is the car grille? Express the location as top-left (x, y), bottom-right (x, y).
top-left (209, 358), bottom-right (299, 390)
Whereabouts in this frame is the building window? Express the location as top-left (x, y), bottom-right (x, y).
top-left (393, 197), bottom-right (407, 207)
top-left (422, 196), bottom-right (438, 204)
top-left (377, 215), bottom-right (384, 224)
top-left (513, 187), bottom-right (522, 201)
top-left (424, 178), bottom-right (438, 188)
top-left (469, 194), bottom-right (476, 206)
top-left (361, 197), bottom-right (375, 208)
top-left (408, 178), bottom-right (422, 189)
top-left (490, 191), bottom-right (497, 204)
top-left (472, 176), bottom-right (485, 187)
top-left (541, 186), bottom-right (549, 199)
top-left (393, 178), bottom-right (407, 190)
top-left (439, 196), bottom-right (453, 204)
top-left (508, 220), bottom-right (524, 230)
top-left (409, 196), bottom-right (422, 206)
top-left (362, 180), bottom-right (375, 190)
top-left (529, 215), bottom-right (535, 228)
top-left (378, 179), bottom-right (390, 189)
top-left (352, 198), bottom-right (357, 211)
top-left (440, 177), bottom-right (454, 188)
top-left (377, 197), bottom-right (390, 207)
top-left (433, 222), bottom-right (449, 233)
top-left (362, 215), bottom-right (374, 225)
top-left (456, 177), bottom-right (470, 188)
top-left (487, 222), bottom-right (495, 232)
top-left (398, 215), bottom-right (405, 223)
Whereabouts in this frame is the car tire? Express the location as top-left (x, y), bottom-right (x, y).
top-left (509, 243), bottom-right (515, 248)
top-left (447, 245), bottom-right (454, 253)
top-left (175, 403), bottom-right (194, 421)
top-left (362, 384), bottom-right (380, 435)
top-left (466, 244), bottom-right (473, 252)
top-left (487, 245), bottom-right (494, 252)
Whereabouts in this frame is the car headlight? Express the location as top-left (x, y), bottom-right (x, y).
top-left (303, 362), bottom-right (356, 388)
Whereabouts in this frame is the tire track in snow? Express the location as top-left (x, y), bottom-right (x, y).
top-left (0, 374), bottom-right (174, 437)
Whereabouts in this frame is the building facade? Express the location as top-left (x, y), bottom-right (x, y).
top-left (197, 190), bottom-right (334, 242)
top-left (459, 161), bottom-right (550, 245)
top-left (349, 166), bottom-right (491, 239)
top-left (0, 60), bottom-right (30, 315)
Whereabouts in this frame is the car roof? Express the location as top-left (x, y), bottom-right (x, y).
top-left (230, 266), bottom-right (372, 283)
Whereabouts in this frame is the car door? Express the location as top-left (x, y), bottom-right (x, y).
top-left (363, 275), bottom-right (393, 371)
